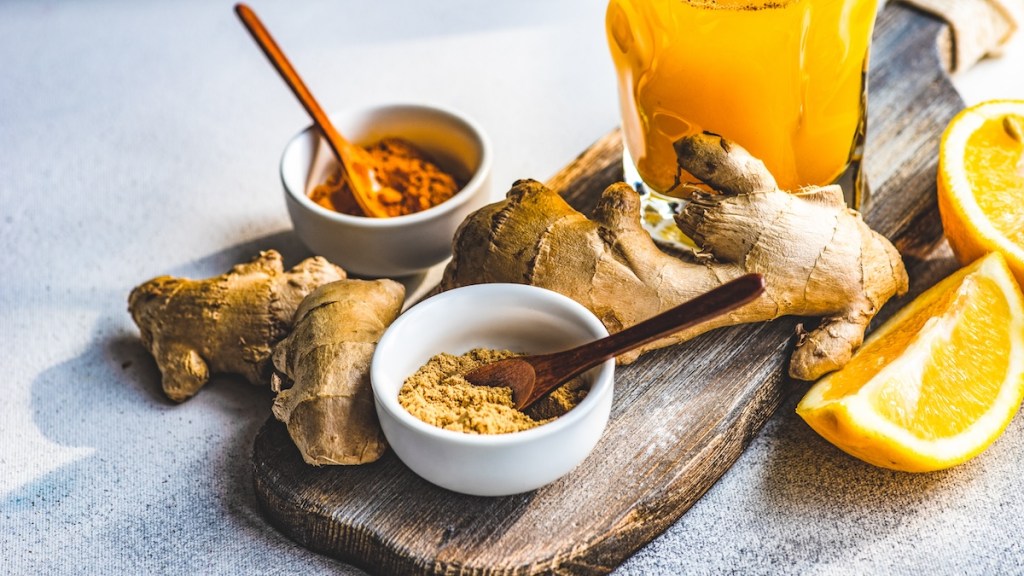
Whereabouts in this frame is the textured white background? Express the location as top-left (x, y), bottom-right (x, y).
top-left (2, 1), bottom-right (1023, 574)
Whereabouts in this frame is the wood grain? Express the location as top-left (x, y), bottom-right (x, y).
top-left (252, 4), bottom-right (965, 574)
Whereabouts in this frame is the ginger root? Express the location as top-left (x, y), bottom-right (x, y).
top-left (128, 250), bottom-right (346, 402)
top-left (440, 133), bottom-right (908, 380)
top-left (270, 278), bottom-right (404, 465)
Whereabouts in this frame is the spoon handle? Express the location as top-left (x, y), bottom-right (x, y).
top-left (234, 3), bottom-right (384, 217)
top-left (525, 274), bottom-right (765, 406)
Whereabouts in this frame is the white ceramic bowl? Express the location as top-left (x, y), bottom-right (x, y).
top-left (371, 284), bottom-right (615, 496)
top-left (280, 103), bottom-right (492, 277)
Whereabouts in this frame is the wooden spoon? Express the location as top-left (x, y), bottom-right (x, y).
top-left (465, 274), bottom-right (766, 410)
top-left (235, 3), bottom-right (388, 218)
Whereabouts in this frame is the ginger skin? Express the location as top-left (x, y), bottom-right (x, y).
top-left (128, 250), bottom-right (346, 402)
top-left (440, 133), bottom-right (908, 380)
top-left (270, 279), bottom-right (404, 465)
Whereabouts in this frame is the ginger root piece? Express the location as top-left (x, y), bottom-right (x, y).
top-left (270, 278), bottom-right (404, 465)
top-left (128, 250), bottom-right (346, 402)
top-left (440, 133), bottom-right (908, 380)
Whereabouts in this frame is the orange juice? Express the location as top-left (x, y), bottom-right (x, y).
top-left (607, 0), bottom-right (880, 198)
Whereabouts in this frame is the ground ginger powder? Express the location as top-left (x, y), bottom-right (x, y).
top-left (398, 348), bottom-right (589, 434)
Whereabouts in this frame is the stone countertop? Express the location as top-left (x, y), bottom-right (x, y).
top-left (2, 1), bottom-right (1022, 574)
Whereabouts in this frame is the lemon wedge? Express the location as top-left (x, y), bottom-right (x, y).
top-left (796, 252), bottom-right (1024, 472)
top-left (938, 99), bottom-right (1024, 286)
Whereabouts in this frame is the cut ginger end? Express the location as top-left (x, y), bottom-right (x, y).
top-left (796, 252), bottom-right (1024, 472)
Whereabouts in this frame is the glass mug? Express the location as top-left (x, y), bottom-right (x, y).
top-left (607, 0), bottom-right (880, 243)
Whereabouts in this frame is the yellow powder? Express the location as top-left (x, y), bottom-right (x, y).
top-left (398, 348), bottom-right (589, 434)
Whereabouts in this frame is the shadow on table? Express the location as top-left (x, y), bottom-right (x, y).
top-left (7, 231), bottom-right (373, 574)
top-left (157, 228), bottom-right (432, 301)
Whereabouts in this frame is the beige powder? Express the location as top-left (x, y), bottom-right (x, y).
top-left (398, 348), bottom-right (589, 434)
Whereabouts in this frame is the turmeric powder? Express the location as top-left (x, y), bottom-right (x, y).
top-left (309, 137), bottom-right (463, 217)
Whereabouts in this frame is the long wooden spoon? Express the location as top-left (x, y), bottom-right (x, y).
top-left (465, 274), bottom-right (766, 410)
top-left (235, 3), bottom-right (388, 218)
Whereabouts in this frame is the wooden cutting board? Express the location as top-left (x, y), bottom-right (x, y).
top-left (252, 4), bottom-right (966, 574)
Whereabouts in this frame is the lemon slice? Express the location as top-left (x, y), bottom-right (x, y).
top-left (938, 99), bottom-right (1024, 286)
top-left (796, 252), bottom-right (1024, 472)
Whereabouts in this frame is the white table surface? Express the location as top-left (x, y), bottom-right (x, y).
top-left (3, 1), bottom-right (1023, 574)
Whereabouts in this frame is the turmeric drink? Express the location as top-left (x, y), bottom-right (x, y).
top-left (607, 0), bottom-right (880, 198)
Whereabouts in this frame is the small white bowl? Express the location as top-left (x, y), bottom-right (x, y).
top-left (371, 284), bottom-right (615, 496)
top-left (280, 103), bottom-right (492, 277)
